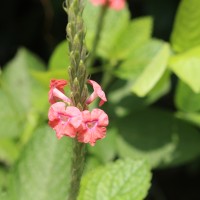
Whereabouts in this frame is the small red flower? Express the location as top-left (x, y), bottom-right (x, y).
top-left (86, 80), bottom-right (107, 106)
top-left (48, 102), bottom-right (82, 139)
top-left (48, 79), bottom-right (71, 104)
top-left (77, 108), bottom-right (109, 146)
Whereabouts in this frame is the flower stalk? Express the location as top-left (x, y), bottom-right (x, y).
top-left (64, 0), bottom-right (88, 199)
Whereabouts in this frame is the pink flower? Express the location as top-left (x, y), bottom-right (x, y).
top-left (86, 80), bottom-right (107, 106)
top-left (90, 0), bottom-right (125, 10)
top-left (48, 79), bottom-right (71, 104)
top-left (90, 0), bottom-right (106, 6)
top-left (109, 0), bottom-right (125, 10)
top-left (77, 109), bottom-right (109, 146)
top-left (48, 102), bottom-right (82, 139)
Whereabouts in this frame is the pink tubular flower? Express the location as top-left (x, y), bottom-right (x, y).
top-left (77, 109), bottom-right (109, 146)
top-left (90, 0), bottom-right (125, 10)
top-left (48, 102), bottom-right (82, 139)
top-left (86, 80), bottom-right (107, 106)
top-left (90, 0), bottom-right (106, 6)
top-left (109, 0), bottom-right (125, 10)
top-left (48, 79), bottom-right (71, 104)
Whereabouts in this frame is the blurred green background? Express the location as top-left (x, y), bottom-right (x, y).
top-left (2, 0), bottom-right (200, 200)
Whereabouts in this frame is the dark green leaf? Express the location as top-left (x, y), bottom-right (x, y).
top-left (175, 80), bottom-right (200, 112)
top-left (116, 108), bottom-right (200, 168)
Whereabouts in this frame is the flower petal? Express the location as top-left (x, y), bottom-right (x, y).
top-left (48, 102), bottom-right (82, 139)
top-left (109, 0), bottom-right (125, 10)
top-left (90, 0), bottom-right (107, 6)
top-left (77, 108), bottom-right (109, 146)
top-left (86, 80), bottom-right (107, 106)
top-left (48, 79), bottom-right (71, 104)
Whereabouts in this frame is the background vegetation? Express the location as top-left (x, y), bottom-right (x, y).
top-left (1, 0), bottom-right (200, 199)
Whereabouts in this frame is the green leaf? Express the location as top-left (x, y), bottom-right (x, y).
top-left (78, 159), bottom-right (151, 200)
top-left (8, 126), bottom-right (72, 200)
top-left (49, 41), bottom-right (70, 70)
top-left (116, 108), bottom-right (200, 168)
top-left (83, 0), bottom-right (130, 58)
top-left (107, 80), bottom-right (147, 117)
top-left (170, 0), bottom-right (200, 52)
top-left (169, 45), bottom-right (200, 93)
top-left (87, 127), bottom-right (117, 163)
top-left (115, 39), bottom-right (170, 97)
top-left (110, 17), bottom-right (153, 60)
top-left (146, 70), bottom-right (171, 104)
top-left (31, 69), bottom-right (69, 88)
top-left (0, 139), bottom-right (19, 165)
top-left (175, 80), bottom-right (200, 112)
top-left (1, 48), bottom-right (47, 114)
top-left (0, 89), bottom-right (23, 138)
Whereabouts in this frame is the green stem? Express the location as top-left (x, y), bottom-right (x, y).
top-left (68, 141), bottom-right (85, 200)
top-left (87, 5), bottom-right (107, 68)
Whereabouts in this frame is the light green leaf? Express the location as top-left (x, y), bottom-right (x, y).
top-left (83, 0), bottom-right (130, 58)
top-left (8, 126), bottom-right (72, 200)
top-left (169, 45), bottom-right (200, 93)
top-left (0, 89), bottom-right (23, 138)
top-left (0, 139), bottom-right (19, 165)
top-left (78, 159), bottom-right (151, 200)
top-left (146, 70), bottom-right (171, 104)
top-left (175, 80), bottom-right (200, 112)
top-left (132, 42), bottom-right (170, 97)
top-left (1, 48), bottom-right (47, 114)
top-left (49, 41), bottom-right (70, 70)
top-left (115, 39), bottom-right (170, 97)
top-left (110, 17), bottom-right (153, 60)
top-left (116, 108), bottom-right (200, 168)
top-left (31, 69), bottom-right (69, 88)
top-left (87, 127), bottom-right (117, 163)
top-left (170, 0), bottom-right (200, 52)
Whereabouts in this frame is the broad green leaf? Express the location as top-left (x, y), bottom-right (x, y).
top-left (8, 126), bottom-right (72, 200)
top-left (0, 168), bottom-right (7, 191)
top-left (107, 80), bottom-right (147, 117)
top-left (176, 112), bottom-right (200, 128)
top-left (146, 70), bottom-right (171, 104)
top-left (169, 45), bottom-right (200, 93)
top-left (83, 0), bottom-right (130, 58)
top-left (84, 156), bottom-right (103, 175)
top-left (31, 69), bottom-right (69, 88)
top-left (49, 41), bottom-right (70, 70)
top-left (2, 48), bottom-right (47, 114)
top-left (170, 0), bottom-right (200, 52)
top-left (175, 80), bottom-right (200, 112)
top-left (115, 39), bottom-right (170, 97)
top-left (78, 159), bottom-right (151, 200)
top-left (116, 108), bottom-right (200, 168)
top-left (0, 89), bottom-right (23, 138)
top-left (132, 42), bottom-right (170, 97)
top-left (87, 127), bottom-right (117, 163)
top-left (0, 139), bottom-right (19, 165)
top-left (110, 17), bottom-right (153, 60)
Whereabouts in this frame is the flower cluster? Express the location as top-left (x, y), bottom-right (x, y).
top-left (90, 0), bottom-right (125, 10)
top-left (48, 79), bottom-right (109, 146)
